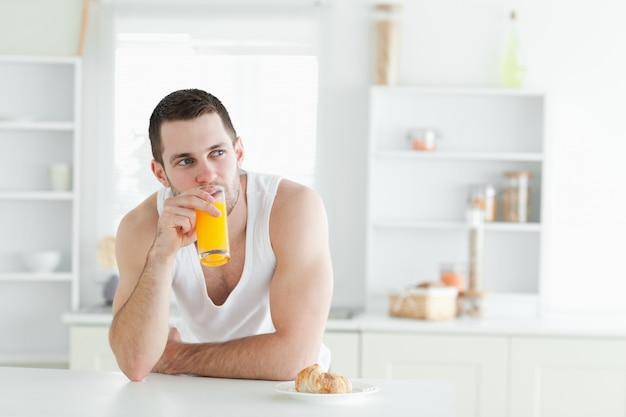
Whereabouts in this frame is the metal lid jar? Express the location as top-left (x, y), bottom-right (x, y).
top-left (502, 171), bottom-right (532, 222)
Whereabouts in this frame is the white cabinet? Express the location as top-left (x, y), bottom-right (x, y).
top-left (65, 319), bottom-right (626, 416)
top-left (69, 326), bottom-right (119, 372)
top-left (366, 86), bottom-right (546, 297)
top-left (0, 56), bottom-right (81, 363)
top-left (323, 331), bottom-right (360, 378)
top-left (361, 333), bottom-right (509, 417)
top-left (510, 337), bottom-right (626, 417)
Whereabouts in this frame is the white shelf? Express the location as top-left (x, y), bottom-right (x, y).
top-left (0, 55), bottom-right (81, 64)
top-left (0, 191), bottom-right (73, 200)
top-left (376, 150), bottom-right (544, 162)
top-left (0, 272), bottom-right (73, 282)
top-left (371, 84), bottom-right (546, 97)
top-left (367, 86), bottom-right (546, 296)
top-left (0, 121), bottom-right (74, 131)
top-left (0, 56), bottom-right (81, 315)
top-left (0, 55), bottom-right (81, 371)
top-left (371, 219), bottom-right (542, 232)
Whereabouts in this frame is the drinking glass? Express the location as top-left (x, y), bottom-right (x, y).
top-left (195, 185), bottom-right (230, 266)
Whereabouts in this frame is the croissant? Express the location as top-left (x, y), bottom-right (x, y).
top-left (295, 364), bottom-right (352, 394)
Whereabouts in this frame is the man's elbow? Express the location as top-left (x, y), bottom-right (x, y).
top-left (118, 359), bottom-right (153, 382)
top-left (281, 347), bottom-right (320, 380)
top-left (124, 369), bottom-right (150, 383)
top-left (110, 341), bottom-right (156, 382)
top-left (109, 330), bottom-right (162, 381)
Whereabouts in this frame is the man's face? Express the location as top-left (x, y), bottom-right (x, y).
top-left (152, 112), bottom-right (244, 213)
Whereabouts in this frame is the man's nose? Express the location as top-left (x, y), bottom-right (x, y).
top-left (196, 159), bottom-right (218, 183)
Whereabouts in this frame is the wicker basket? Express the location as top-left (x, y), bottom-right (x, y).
top-left (389, 287), bottom-right (458, 320)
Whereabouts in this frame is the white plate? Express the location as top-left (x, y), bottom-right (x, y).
top-left (274, 381), bottom-right (380, 403)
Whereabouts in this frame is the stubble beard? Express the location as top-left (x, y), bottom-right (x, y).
top-left (225, 174), bottom-right (241, 215)
top-left (166, 171), bottom-right (241, 215)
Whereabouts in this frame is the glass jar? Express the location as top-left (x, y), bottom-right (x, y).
top-left (439, 262), bottom-right (466, 292)
top-left (468, 184), bottom-right (497, 222)
top-left (461, 291), bottom-right (489, 318)
top-left (467, 206), bottom-right (485, 293)
top-left (407, 128), bottom-right (439, 151)
top-left (440, 262), bottom-right (465, 317)
top-left (373, 3), bottom-right (402, 85)
top-left (502, 171), bottom-right (532, 222)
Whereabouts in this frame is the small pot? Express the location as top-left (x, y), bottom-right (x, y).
top-left (103, 274), bottom-right (119, 305)
top-left (407, 128), bottom-right (440, 151)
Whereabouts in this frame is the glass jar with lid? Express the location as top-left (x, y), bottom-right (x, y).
top-left (502, 171), bottom-right (532, 222)
top-left (407, 128), bottom-right (440, 151)
top-left (468, 184), bottom-right (497, 222)
top-left (373, 3), bottom-right (402, 85)
top-left (439, 262), bottom-right (466, 292)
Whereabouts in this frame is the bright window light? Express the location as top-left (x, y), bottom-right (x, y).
top-left (112, 31), bottom-right (319, 224)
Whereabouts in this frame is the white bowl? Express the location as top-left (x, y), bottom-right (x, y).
top-left (21, 251), bottom-right (62, 273)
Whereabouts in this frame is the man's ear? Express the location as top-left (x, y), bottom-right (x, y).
top-left (234, 137), bottom-right (245, 169)
top-left (151, 160), bottom-right (170, 188)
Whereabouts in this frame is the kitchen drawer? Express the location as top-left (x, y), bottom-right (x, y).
top-left (362, 332), bottom-right (509, 417)
top-left (323, 331), bottom-right (360, 378)
top-left (69, 326), bottom-right (119, 372)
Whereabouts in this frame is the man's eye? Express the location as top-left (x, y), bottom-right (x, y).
top-left (177, 158), bottom-right (193, 166)
top-left (211, 150), bottom-right (225, 157)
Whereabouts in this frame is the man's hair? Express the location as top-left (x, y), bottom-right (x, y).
top-left (148, 89), bottom-right (238, 165)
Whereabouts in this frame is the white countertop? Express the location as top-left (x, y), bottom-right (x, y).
top-left (352, 312), bottom-right (626, 338)
top-left (63, 298), bottom-right (626, 339)
top-left (0, 367), bottom-right (454, 417)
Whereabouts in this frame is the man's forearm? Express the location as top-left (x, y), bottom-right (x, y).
top-left (109, 250), bottom-right (174, 381)
top-left (155, 331), bottom-right (319, 381)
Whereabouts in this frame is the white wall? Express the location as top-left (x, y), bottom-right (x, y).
top-left (318, 0), bottom-right (626, 316)
top-left (79, 0), bottom-right (626, 315)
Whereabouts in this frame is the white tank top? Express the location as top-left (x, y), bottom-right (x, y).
top-left (156, 171), bottom-right (330, 370)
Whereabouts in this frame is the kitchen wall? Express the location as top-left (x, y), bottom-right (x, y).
top-left (76, 0), bottom-right (626, 316)
top-left (316, 0), bottom-right (626, 316)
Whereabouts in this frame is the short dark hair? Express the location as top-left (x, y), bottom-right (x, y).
top-left (148, 89), bottom-right (238, 165)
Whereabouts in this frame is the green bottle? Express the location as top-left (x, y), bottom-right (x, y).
top-left (499, 10), bottom-right (526, 88)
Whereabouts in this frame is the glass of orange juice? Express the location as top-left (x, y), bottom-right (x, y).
top-left (195, 185), bottom-right (230, 266)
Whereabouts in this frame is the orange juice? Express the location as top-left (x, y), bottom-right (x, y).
top-left (195, 199), bottom-right (230, 266)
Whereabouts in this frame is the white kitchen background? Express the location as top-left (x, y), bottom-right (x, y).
top-left (81, 0), bottom-right (626, 315)
top-left (1, 0), bottom-right (626, 363)
top-left (81, 0), bottom-right (626, 314)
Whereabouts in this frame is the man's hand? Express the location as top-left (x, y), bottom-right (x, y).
top-left (152, 327), bottom-right (183, 375)
top-left (156, 188), bottom-right (221, 256)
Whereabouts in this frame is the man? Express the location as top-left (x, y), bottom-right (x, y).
top-left (109, 89), bottom-right (333, 382)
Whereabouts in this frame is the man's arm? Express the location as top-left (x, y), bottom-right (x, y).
top-left (109, 190), bottom-right (218, 381)
top-left (153, 181), bottom-right (334, 381)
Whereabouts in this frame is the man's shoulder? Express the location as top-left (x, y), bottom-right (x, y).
top-left (118, 192), bottom-right (159, 236)
top-left (272, 179), bottom-right (324, 221)
top-left (276, 178), bottom-right (318, 202)
top-left (270, 179), bottom-right (329, 256)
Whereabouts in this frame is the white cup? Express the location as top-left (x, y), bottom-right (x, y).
top-left (49, 163), bottom-right (72, 191)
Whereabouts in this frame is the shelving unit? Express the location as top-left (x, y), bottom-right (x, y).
top-left (366, 85), bottom-right (546, 300)
top-left (0, 273), bottom-right (74, 282)
top-left (0, 55), bottom-right (81, 364)
top-left (0, 191), bottom-right (74, 201)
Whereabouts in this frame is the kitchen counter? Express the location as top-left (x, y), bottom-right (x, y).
top-left (59, 298), bottom-right (626, 417)
top-left (63, 295), bottom-right (626, 339)
top-left (0, 367), bottom-right (454, 417)
top-left (353, 312), bottom-right (626, 338)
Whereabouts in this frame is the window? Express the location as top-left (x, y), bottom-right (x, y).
top-left (108, 10), bottom-right (320, 231)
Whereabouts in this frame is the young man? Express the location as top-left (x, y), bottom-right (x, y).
top-left (109, 89), bottom-right (333, 382)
